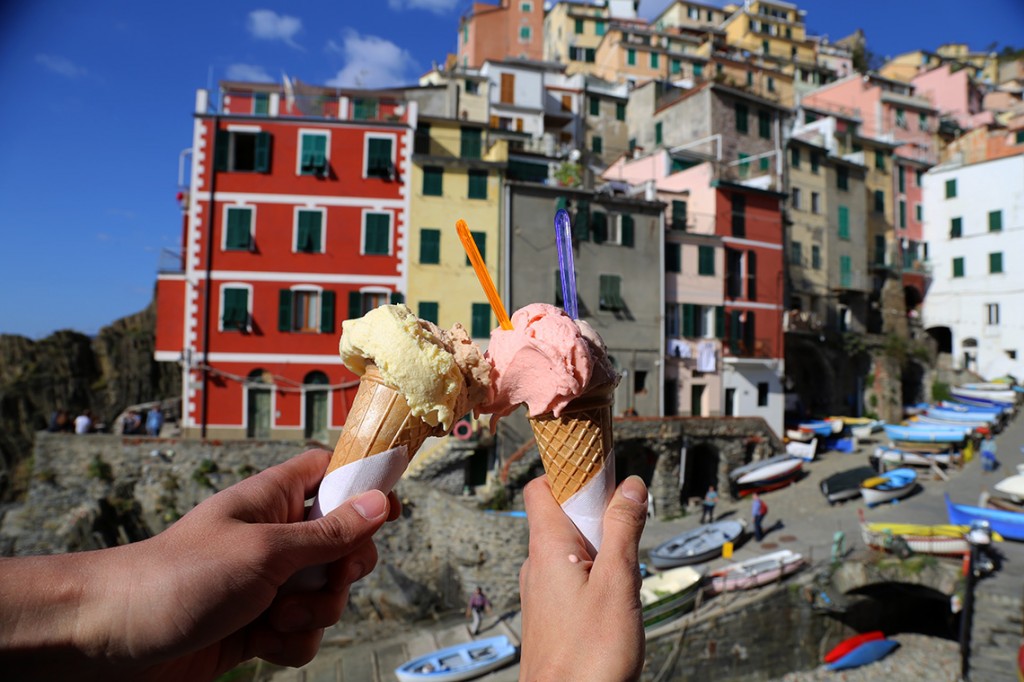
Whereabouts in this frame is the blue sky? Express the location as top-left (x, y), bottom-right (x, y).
top-left (1, 0), bottom-right (1021, 339)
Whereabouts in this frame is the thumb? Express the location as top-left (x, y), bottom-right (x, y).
top-left (274, 489), bottom-right (391, 571)
top-left (593, 476), bottom-right (647, 580)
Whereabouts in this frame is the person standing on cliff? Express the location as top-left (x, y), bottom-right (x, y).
top-left (700, 485), bottom-right (718, 524)
top-left (465, 586), bottom-right (492, 636)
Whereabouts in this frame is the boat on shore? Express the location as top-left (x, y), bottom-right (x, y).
top-left (707, 549), bottom-right (804, 593)
top-left (785, 437), bottom-right (817, 461)
top-left (860, 468), bottom-right (917, 506)
top-left (394, 636), bottom-right (517, 682)
top-left (946, 493), bottom-right (1024, 541)
top-left (640, 565), bottom-right (703, 630)
top-left (884, 424), bottom-right (968, 444)
top-left (859, 511), bottom-right (1003, 556)
top-left (872, 445), bottom-right (956, 468)
top-left (950, 385), bottom-right (1017, 405)
top-left (821, 466), bottom-right (879, 505)
top-left (823, 631), bottom-right (885, 664)
top-left (732, 457), bottom-right (803, 497)
top-left (649, 519), bottom-right (746, 569)
top-left (797, 419), bottom-right (842, 437)
top-left (826, 638), bottom-right (900, 671)
top-left (994, 475), bottom-right (1024, 504)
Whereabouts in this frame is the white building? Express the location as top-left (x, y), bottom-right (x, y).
top-left (922, 152), bottom-right (1024, 380)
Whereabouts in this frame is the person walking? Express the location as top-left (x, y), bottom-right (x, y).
top-left (981, 434), bottom-right (998, 472)
top-left (466, 586), bottom-right (492, 636)
top-left (751, 492), bottom-right (768, 542)
top-left (146, 405), bottom-right (165, 437)
top-left (700, 485), bottom-right (718, 524)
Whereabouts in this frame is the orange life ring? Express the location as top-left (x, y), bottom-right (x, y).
top-left (453, 419), bottom-right (473, 440)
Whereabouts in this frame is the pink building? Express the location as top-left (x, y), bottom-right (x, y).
top-left (912, 64), bottom-right (992, 130)
top-left (457, 0), bottom-right (544, 69)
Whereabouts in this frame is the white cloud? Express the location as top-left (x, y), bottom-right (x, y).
top-left (387, 0), bottom-right (460, 14)
top-left (225, 63), bottom-right (275, 82)
top-left (247, 9), bottom-right (303, 49)
top-left (325, 30), bottom-right (418, 88)
top-left (35, 54), bottom-right (88, 79)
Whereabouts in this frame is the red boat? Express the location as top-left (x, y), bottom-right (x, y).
top-left (823, 630), bottom-right (885, 664)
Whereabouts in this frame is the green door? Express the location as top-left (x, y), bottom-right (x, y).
top-left (305, 390), bottom-right (329, 442)
top-left (247, 385), bottom-right (272, 439)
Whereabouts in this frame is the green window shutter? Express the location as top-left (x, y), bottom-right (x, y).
top-left (596, 21), bottom-right (606, 36)
top-left (253, 93), bottom-right (269, 115)
top-left (297, 211), bottom-right (322, 252)
top-left (989, 210), bottom-right (1002, 232)
top-left (592, 136), bottom-right (602, 154)
top-left (471, 303), bottom-right (491, 338)
top-left (731, 194), bottom-right (745, 237)
top-left (367, 138), bottom-right (393, 176)
top-left (837, 167), bottom-right (848, 190)
top-left (616, 102), bottom-right (625, 121)
top-left (790, 147), bottom-right (800, 167)
top-left (682, 304), bottom-right (695, 337)
top-left (758, 111), bottom-right (770, 139)
top-left (874, 235), bottom-right (886, 265)
top-left (214, 130), bottom-right (229, 172)
top-left (390, 291), bottom-right (404, 304)
top-left (875, 151), bottom-right (885, 170)
top-left (300, 134), bottom-right (327, 174)
top-left (589, 97), bottom-right (600, 116)
top-left (899, 200), bottom-right (906, 228)
top-left (759, 156), bottom-right (769, 172)
top-left (838, 205), bottom-right (849, 239)
top-left (465, 231), bottom-right (486, 265)
top-left (650, 52), bottom-right (659, 68)
top-left (898, 166), bottom-right (905, 193)
top-left (698, 245), bottom-right (715, 275)
top-left (655, 122), bottom-right (663, 145)
top-left (715, 306), bottom-right (725, 338)
top-left (874, 190), bottom-right (884, 213)
top-left (671, 59), bottom-right (681, 75)
top-left (223, 288), bottom-right (248, 330)
top-left (423, 166), bottom-right (443, 196)
top-left (348, 291), bottom-right (363, 319)
top-left (320, 290), bottom-right (335, 333)
top-left (621, 214), bottom-right (634, 247)
top-left (945, 179), bottom-right (956, 198)
top-left (840, 255), bottom-right (852, 288)
top-left (460, 128), bottom-right (482, 159)
top-left (812, 245), bottom-right (821, 269)
top-left (254, 132), bottom-right (272, 172)
top-left (585, 48), bottom-right (596, 63)
top-left (916, 204), bottom-right (922, 221)
top-left (735, 103), bottom-right (748, 133)
top-left (591, 211), bottom-right (608, 244)
top-left (627, 49), bottom-right (636, 65)
top-left (810, 152), bottom-right (820, 173)
top-left (276, 289), bottom-right (292, 332)
top-left (418, 302), bottom-right (439, 324)
top-left (990, 252), bottom-right (1003, 274)
top-left (953, 257), bottom-right (964, 278)
top-left (738, 153), bottom-right (750, 178)
top-left (1017, 130), bottom-right (1024, 144)
top-left (364, 214), bottom-right (390, 255)
top-left (574, 201), bottom-right (590, 241)
top-left (468, 170), bottom-right (488, 199)
top-left (951, 217), bottom-right (962, 238)
top-left (666, 242), bottom-right (681, 272)
top-left (420, 228), bottom-right (440, 264)
top-left (575, 18), bottom-right (584, 34)
top-left (226, 208), bottom-right (252, 250)
top-left (671, 200), bottom-right (687, 230)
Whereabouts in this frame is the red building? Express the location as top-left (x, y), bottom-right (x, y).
top-left (155, 82), bottom-right (416, 440)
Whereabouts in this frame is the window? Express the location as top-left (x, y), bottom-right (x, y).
top-left (214, 130), bottom-right (272, 173)
top-left (666, 242), bottom-right (682, 272)
top-left (352, 99), bottom-right (379, 120)
top-left (915, 204), bottom-right (922, 222)
top-left (599, 274), bottom-right (624, 310)
top-left (348, 290), bottom-right (395, 319)
top-left (460, 128), bottom-right (482, 159)
top-left (735, 103), bottom-right (748, 133)
top-left (757, 382), bottom-right (769, 407)
top-left (414, 124), bottom-right (430, 154)
top-left (468, 170), bottom-right (488, 199)
top-left (420, 228), bottom-right (440, 264)
top-left (895, 108), bottom-right (906, 128)
top-left (671, 59), bottom-right (681, 75)
top-left (945, 179), bottom-right (957, 198)
top-left (810, 152), bottom-right (820, 174)
top-left (768, 77), bottom-right (775, 92)
top-left (840, 255), bottom-right (852, 288)
top-left (698, 245), bottom-right (715, 275)
top-left (221, 286), bottom-right (250, 332)
top-left (792, 187), bottom-right (801, 210)
top-left (987, 303), bottom-right (1000, 326)
top-left (738, 153), bottom-right (750, 178)
top-left (471, 303), bottom-right (491, 338)
top-left (589, 97), bottom-right (600, 116)
top-left (950, 217), bottom-right (962, 238)
top-left (758, 110), bottom-right (770, 139)
top-left (253, 93), bottom-right (269, 115)
top-left (789, 240), bottom-right (801, 265)
top-left (671, 200), bottom-right (687, 230)
top-left (746, 71), bottom-right (754, 87)
top-left (989, 210), bottom-right (1003, 232)
top-left (500, 73), bottom-right (515, 103)
top-left (465, 80), bottom-right (479, 94)
top-left (874, 235), bottom-right (886, 265)
top-left (898, 166), bottom-right (906, 193)
top-left (731, 194), bottom-right (745, 237)
top-left (899, 200), bottom-right (906, 228)
top-left (810, 191), bottom-right (820, 214)
top-left (875, 151), bottom-right (886, 171)
top-left (990, 252), bottom-right (1004, 274)
top-left (366, 136), bottom-right (393, 178)
top-left (423, 166), bottom-right (443, 196)
top-left (295, 209), bottom-right (323, 253)
top-left (811, 245), bottom-right (821, 269)
top-left (915, 169), bottom-right (924, 186)
top-left (616, 102), bottom-right (625, 120)
top-left (298, 131), bottom-right (329, 175)
top-left (838, 205), bottom-right (849, 239)
top-left (595, 20), bottom-right (606, 35)
top-left (693, 63), bottom-right (703, 77)
top-left (591, 136), bottom-right (603, 154)
top-left (836, 166), bottom-right (849, 190)
top-left (790, 147), bottom-right (800, 168)
top-left (618, 214), bottom-right (635, 247)
top-left (627, 48), bottom-right (636, 66)
top-left (759, 156), bottom-right (769, 172)
top-left (363, 212), bottom-right (391, 255)
top-left (519, 25), bottom-right (531, 41)
top-left (953, 257), bottom-right (964, 278)
top-left (873, 190), bottom-right (884, 213)
top-left (575, 18), bottom-right (584, 34)
top-left (655, 122), bottom-right (663, 145)
top-left (650, 52), bottom-right (659, 68)
top-left (1017, 130), bottom-right (1024, 145)
top-left (464, 231), bottom-right (486, 265)
top-left (919, 112), bottom-right (928, 131)
top-left (224, 206), bottom-right (253, 250)
top-left (278, 288), bottom-right (335, 333)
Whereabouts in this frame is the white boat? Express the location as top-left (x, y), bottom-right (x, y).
top-left (994, 475), bottom-right (1024, 504)
top-left (785, 428), bottom-right (815, 442)
top-left (950, 385), bottom-right (1017, 405)
top-left (786, 437), bottom-right (817, 461)
top-left (858, 511), bottom-right (1001, 556)
top-left (860, 467), bottom-right (917, 506)
top-left (850, 420), bottom-right (884, 440)
top-left (394, 636), bottom-right (517, 682)
top-left (733, 457), bottom-right (803, 496)
top-left (708, 550), bottom-right (805, 593)
top-left (873, 445), bottom-right (955, 467)
top-left (640, 565), bottom-right (704, 630)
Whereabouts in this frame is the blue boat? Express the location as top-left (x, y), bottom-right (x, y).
top-left (395, 636), bottom-right (518, 682)
top-left (927, 406), bottom-right (998, 424)
top-left (945, 494), bottom-right (1024, 542)
top-left (798, 419), bottom-right (840, 437)
top-left (860, 468), bottom-right (917, 506)
top-left (938, 400), bottom-right (1006, 416)
top-left (883, 424), bottom-right (967, 444)
top-left (825, 638), bottom-right (900, 671)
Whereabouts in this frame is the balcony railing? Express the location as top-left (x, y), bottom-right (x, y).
top-left (724, 337), bottom-right (774, 359)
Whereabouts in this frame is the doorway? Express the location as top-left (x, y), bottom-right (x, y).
top-left (303, 371), bottom-right (329, 442)
top-left (246, 370), bottom-right (272, 439)
top-left (690, 384), bottom-right (705, 416)
top-left (725, 388), bottom-right (736, 416)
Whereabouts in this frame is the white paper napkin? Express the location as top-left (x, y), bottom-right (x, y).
top-left (560, 450), bottom-right (615, 554)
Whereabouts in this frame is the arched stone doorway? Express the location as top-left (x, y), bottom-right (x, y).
top-left (926, 326), bottom-right (953, 355)
top-left (681, 442), bottom-right (719, 507)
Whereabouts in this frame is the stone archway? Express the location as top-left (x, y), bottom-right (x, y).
top-left (926, 326), bottom-right (953, 355)
top-left (682, 442), bottom-right (719, 506)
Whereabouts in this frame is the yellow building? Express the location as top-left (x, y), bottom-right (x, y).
top-left (720, 0), bottom-right (816, 72)
top-left (652, 0), bottom-right (730, 31)
top-left (407, 118), bottom-right (508, 339)
top-left (543, 0), bottom-right (612, 76)
top-left (881, 45), bottom-right (1000, 85)
top-left (709, 54), bottom-right (795, 106)
top-left (593, 22), bottom-right (708, 84)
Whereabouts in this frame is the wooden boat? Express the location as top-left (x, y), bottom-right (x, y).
top-left (984, 493), bottom-right (1024, 513)
top-left (994, 475), bottom-right (1024, 504)
top-left (785, 437), bottom-right (817, 461)
top-left (859, 511), bottom-right (1003, 556)
top-left (648, 519), bottom-right (746, 569)
top-left (821, 466), bottom-right (879, 504)
top-left (707, 550), bottom-right (804, 593)
top-left (394, 636), bottom-right (517, 682)
top-left (823, 631), bottom-right (885, 664)
top-left (733, 457), bottom-right (802, 497)
top-left (946, 493), bottom-right (1024, 541)
top-left (639, 565), bottom-right (703, 630)
top-left (872, 445), bottom-right (955, 468)
top-left (825, 638), bottom-right (899, 671)
top-left (860, 467), bottom-right (917, 506)
top-left (884, 424), bottom-right (967, 444)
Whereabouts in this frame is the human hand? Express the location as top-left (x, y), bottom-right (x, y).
top-left (0, 449), bottom-right (399, 681)
top-left (518, 475), bottom-right (648, 682)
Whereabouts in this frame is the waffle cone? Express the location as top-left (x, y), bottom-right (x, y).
top-left (529, 386), bottom-right (615, 504)
top-left (327, 364), bottom-right (439, 474)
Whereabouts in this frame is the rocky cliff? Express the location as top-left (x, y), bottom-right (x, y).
top-left (0, 301), bottom-right (180, 501)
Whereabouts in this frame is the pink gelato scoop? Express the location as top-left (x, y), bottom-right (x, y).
top-left (481, 303), bottom-right (619, 419)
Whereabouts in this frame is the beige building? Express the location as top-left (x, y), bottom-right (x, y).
top-left (418, 66), bottom-right (492, 124)
top-left (543, 0), bottom-right (612, 75)
top-left (709, 54), bottom-right (795, 106)
top-left (785, 136), bottom-right (830, 323)
top-left (406, 118), bottom-right (508, 337)
top-left (593, 22), bottom-right (708, 85)
top-left (652, 0), bottom-right (730, 31)
top-left (881, 45), bottom-right (1000, 85)
top-left (720, 0), bottom-right (815, 66)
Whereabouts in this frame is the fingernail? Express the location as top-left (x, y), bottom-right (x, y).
top-left (352, 489), bottom-right (388, 520)
top-left (278, 603), bottom-right (312, 630)
top-left (621, 475), bottom-right (647, 504)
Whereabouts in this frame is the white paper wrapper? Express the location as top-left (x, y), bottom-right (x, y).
top-left (560, 451), bottom-right (615, 555)
top-left (284, 445), bottom-right (409, 592)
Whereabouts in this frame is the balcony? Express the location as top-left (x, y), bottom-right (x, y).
top-left (724, 337), bottom-right (774, 359)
